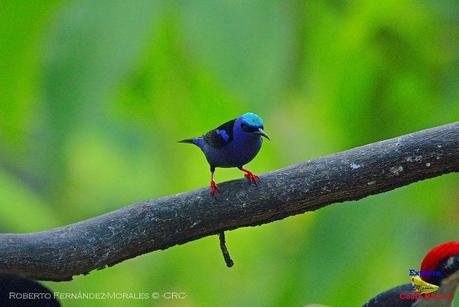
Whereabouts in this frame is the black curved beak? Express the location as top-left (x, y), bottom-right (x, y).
top-left (255, 128), bottom-right (270, 141)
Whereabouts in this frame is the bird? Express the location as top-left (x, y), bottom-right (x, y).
top-left (179, 112), bottom-right (270, 196)
top-left (363, 241), bottom-right (459, 306)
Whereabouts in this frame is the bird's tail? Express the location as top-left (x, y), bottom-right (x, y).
top-left (178, 138), bottom-right (195, 144)
top-left (179, 137), bottom-right (204, 148)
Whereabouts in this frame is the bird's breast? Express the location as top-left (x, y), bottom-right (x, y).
top-left (204, 136), bottom-right (262, 168)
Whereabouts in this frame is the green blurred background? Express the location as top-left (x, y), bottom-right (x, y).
top-left (0, 0), bottom-right (458, 306)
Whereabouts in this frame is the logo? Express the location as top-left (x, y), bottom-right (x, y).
top-left (400, 268), bottom-right (453, 301)
top-left (409, 268), bottom-right (441, 279)
top-left (410, 275), bottom-right (438, 294)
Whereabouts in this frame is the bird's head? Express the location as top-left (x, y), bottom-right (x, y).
top-left (419, 241), bottom-right (459, 286)
top-left (236, 112), bottom-right (270, 140)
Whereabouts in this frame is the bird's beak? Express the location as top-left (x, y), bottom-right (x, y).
top-left (255, 128), bottom-right (271, 141)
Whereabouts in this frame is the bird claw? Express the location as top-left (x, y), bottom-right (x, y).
top-left (244, 171), bottom-right (259, 184)
top-left (210, 180), bottom-right (220, 197)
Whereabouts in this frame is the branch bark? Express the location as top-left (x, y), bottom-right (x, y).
top-left (1, 122), bottom-right (458, 281)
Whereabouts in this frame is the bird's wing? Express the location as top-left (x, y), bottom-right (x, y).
top-left (363, 284), bottom-right (416, 306)
top-left (202, 119), bottom-right (235, 148)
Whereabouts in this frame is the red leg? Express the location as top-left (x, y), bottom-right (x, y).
top-left (239, 166), bottom-right (259, 184)
top-left (210, 168), bottom-right (220, 197)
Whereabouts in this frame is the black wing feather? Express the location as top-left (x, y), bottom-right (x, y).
top-left (363, 284), bottom-right (416, 306)
top-left (203, 119), bottom-right (235, 148)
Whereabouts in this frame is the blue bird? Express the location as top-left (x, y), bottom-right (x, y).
top-left (179, 112), bottom-right (270, 196)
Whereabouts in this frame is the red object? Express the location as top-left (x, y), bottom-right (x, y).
top-left (210, 169), bottom-right (220, 197)
top-left (210, 179), bottom-right (220, 197)
top-left (239, 167), bottom-right (259, 184)
top-left (420, 241), bottom-right (459, 281)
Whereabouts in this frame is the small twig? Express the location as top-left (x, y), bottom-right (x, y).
top-left (219, 232), bottom-right (234, 267)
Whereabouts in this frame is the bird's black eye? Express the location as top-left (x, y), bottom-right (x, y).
top-left (241, 123), bottom-right (258, 132)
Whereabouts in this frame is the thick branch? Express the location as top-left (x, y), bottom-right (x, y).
top-left (1, 122), bottom-right (458, 281)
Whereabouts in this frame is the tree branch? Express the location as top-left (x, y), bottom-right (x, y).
top-left (0, 122), bottom-right (458, 281)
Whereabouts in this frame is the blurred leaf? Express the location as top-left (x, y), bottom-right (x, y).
top-left (41, 0), bottom-right (161, 195)
top-left (0, 171), bottom-right (59, 232)
top-left (0, 0), bottom-right (60, 153)
top-left (181, 0), bottom-right (295, 107)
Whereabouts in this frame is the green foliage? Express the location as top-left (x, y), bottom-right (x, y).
top-left (0, 0), bottom-right (458, 306)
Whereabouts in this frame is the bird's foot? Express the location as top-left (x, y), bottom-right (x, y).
top-left (210, 180), bottom-right (220, 197)
top-left (243, 171), bottom-right (259, 184)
